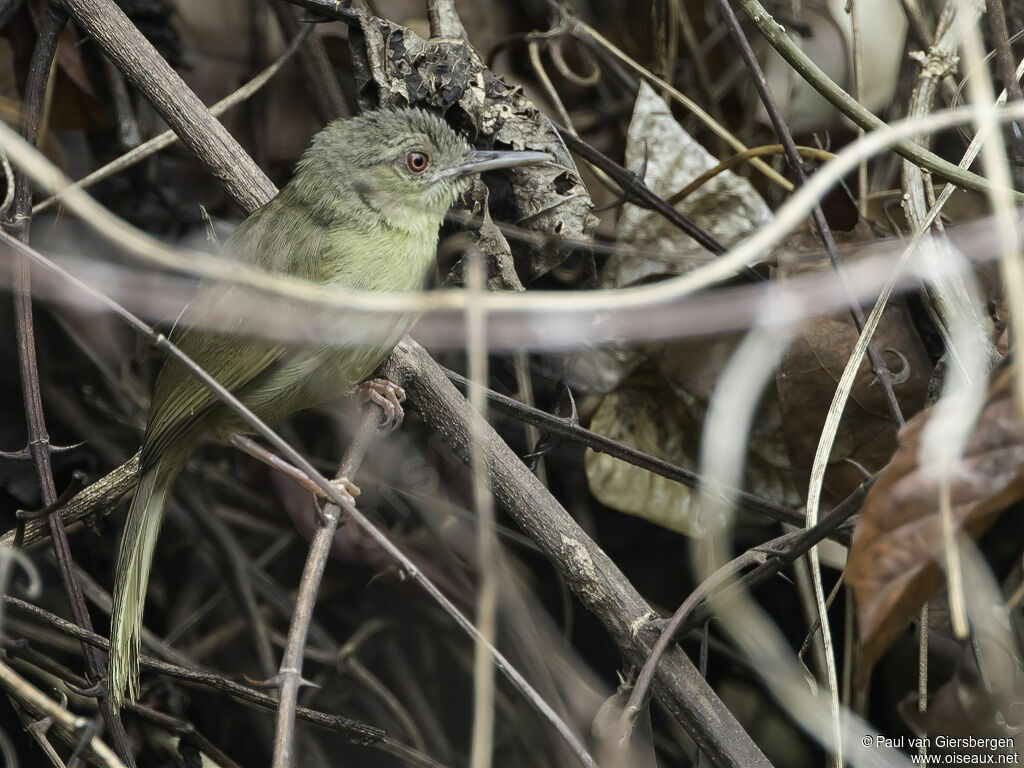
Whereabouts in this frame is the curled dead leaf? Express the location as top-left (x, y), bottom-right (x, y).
top-left (774, 240), bottom-right (931, 504)
top-left (847, 367), bottom-right (1024, 671)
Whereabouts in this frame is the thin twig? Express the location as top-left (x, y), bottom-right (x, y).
top-left (337, 627), bottom-right (427, 752)
top-left (736, 0), bottom-right (1024, 201)
top-left (2, 636), bottom-right (245, 768)
top-left (466, 249), bottom-right (498, 768)
top-left (6, 6), bottom-right (134, 763)
top-left (383, 339), bottom-right (774, 768)
top-left (566, 17), bottom-right (793, 191)
top-left (986, 0), bottom-right (1024, 105)
top-left (10, 3), bottom-right (784, 759)
top-left (0, 147), bottom-right (14, 217)
top-left (0, 451), bottom-right (140, 549)
top-left (128, 703), bottom-right (244, 768)
top-left (619, 477), bottom-right (869, 741)
top-left (712, 5), bottom-right (905, 762)
top-left (902, 0), bottom-right (995, 377)
top-left (960, 0), bottom-right (1024, 417)
top-left (556, 128), bottom-right (722, 258)
top-left (555, 127), bottom-right (765, 283)
top-left (684, 480), bottom-right (869, 632)
top-left (272, 411), bottom-right (379, 768)
top-left (714, 0), bottom-right (905, 427)
top-left (527, 38), bottom-right (618, 197)
top-left (848, 0), bottom-right (867, 217)
top-left (4, 596), bottom-right (460, 768)
top-left (4, 99), bottom-right (1024, 329)
top-left (10, 9), bottom-right (598, 757)
top-left (179, 486), bottom-right (277, 680)
top-left (32, 22), bottom-right (312, 214)
top-left (618, 547), bottom-right (768, 746)
top-left (0, 660), bottom-right (126, 768)
top-left (443, 367), bottom-right (809, 529)
top-left (667, 144), bottom-right (835, 205)
top-left (56, 0), bottom-right (276, 211)
top-left (4, 366), bottom-right (815, 552)
top-left (269, 3), bottom-right (348, 123)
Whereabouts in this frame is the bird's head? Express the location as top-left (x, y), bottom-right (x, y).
top-left (295, 108), bottom-right (548, 234)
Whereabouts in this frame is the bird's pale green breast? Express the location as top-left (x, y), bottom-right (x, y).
top-left (140, 181), bottom-right (440, 468)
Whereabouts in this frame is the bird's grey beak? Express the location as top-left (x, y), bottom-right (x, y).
top-left (450, 149), bottom-right (550, 177)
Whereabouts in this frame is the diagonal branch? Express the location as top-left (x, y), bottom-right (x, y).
top-left (272, 410), bottom-right (379, 768)
top-left (382, 339), bottom-right (773, 768)
top-left (3, 596), bottom-right (454, 768)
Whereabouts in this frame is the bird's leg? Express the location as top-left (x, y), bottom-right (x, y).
top-left (312, 477), bottom-right (359, 525)
top-left (357, 378), bottom-right (406, 430)
top-left (322, 476), bottom-right (360, 509)
top-left (229, 433), bottom-right (361, 505)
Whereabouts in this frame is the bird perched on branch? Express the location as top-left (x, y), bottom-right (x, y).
top-left (109, 107), bottom-right (547, 708)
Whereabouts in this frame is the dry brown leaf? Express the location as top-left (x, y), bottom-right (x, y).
top-left (846, 367), bottom-right (1024, 670)
top-left (774, 240), bottom-right (931, 504)
top-left (579, 84), bottom-right (785, 533)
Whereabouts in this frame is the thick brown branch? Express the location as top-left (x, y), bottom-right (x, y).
top-left (382, 339), bottom-right (772, 768)
top-left (57, 0), bottom-right (276, 213)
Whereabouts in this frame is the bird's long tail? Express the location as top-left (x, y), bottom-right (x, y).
top-left (109, 449), bottom-right (186, 709)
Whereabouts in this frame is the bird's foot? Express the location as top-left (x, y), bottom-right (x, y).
top-left (317, 476), bottom-right (360, 509)
top-left (358, 378), bottom-right (406, 430)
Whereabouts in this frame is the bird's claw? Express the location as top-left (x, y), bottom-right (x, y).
top-left (316, 476), bottom-right (360, 511)
top-left (358, 378), bottom-right (406, 430)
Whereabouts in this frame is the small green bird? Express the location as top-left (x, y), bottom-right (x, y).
top-left (109, 108), bottom-right (547, 708)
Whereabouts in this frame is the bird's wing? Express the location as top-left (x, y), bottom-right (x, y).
top-left (139, 323), bottom-right (283, 468)
top-left (139, 201), bottom-right (305, 468)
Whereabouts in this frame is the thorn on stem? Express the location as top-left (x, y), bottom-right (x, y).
top-left (0, 440), bottom-right (85, 461)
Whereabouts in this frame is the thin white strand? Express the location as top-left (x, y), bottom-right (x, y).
top-left (2, 104), bottom-right (1024, 319)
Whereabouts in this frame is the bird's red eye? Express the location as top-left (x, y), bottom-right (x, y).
top-left (406, 151), bottom-right (430, 173)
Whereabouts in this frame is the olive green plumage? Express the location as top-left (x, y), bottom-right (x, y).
top-left (108, 108), bottom-right (546, 708)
